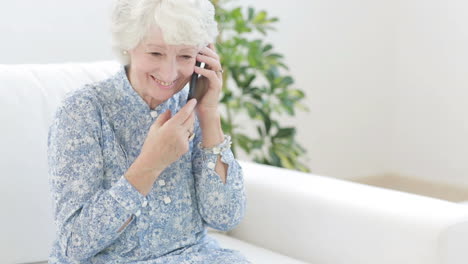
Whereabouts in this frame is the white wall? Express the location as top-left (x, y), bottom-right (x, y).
top-left (0, 0), bottom-right (115, 64)
top-left (1, 0), bottom-right (466, 185)
top-left (391, 0), bottom-right (468, 186)
top-left (235, 0), bottom-right (395, 179)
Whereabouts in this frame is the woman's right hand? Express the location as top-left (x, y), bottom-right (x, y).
top-left (125, 99), bottom-right (197, 195)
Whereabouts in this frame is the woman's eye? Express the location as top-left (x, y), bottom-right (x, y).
top-left (150, 52), bottom-right (162, 56)
top-left (182, 55), bottom-right (193, 60)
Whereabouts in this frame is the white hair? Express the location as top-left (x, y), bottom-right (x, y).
top-left (111, 0), bottom-right (219, 64)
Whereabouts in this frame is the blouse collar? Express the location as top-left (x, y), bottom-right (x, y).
top-left (115, 64), bottom-right (172, 117)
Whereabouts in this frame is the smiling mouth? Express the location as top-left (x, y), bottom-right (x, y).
top-left (151, 75), bottom-right (177, 87)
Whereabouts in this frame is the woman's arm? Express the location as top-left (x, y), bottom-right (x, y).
top-left (189, 43), bottom-right (247, 231)
top-left (197, 110), bottom-right (227, 183)
top-left (124, 98), bottom-right (198, 195)
top-left (48, 94), bottom-right (146, 261)
top-left (191, 112), bottom-right (246, 231)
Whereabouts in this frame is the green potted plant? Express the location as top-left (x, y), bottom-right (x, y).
top-left (213, 0), bottom-right (310, 172)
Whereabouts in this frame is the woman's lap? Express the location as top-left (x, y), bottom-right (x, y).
top-left (182, 233), bottom-right (251, 264)
top-left (133, 233), bottom-right (251, 264)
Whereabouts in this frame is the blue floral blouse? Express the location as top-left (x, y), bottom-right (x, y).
top-left (47, 65), bottom-right (250, 263)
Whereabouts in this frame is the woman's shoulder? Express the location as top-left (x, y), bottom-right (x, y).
top-left (52, 82), bottom-right (109, 131)
top-left (56, 69), bottom-right (123, 118)
top-left (58, 84), bottom-right (101, 116)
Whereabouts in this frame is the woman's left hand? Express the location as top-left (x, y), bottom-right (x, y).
top-left (193, 43), bottom-right (223, 116)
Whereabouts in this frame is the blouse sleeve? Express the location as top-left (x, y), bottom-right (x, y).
top-left (47, 92), bottom-right (146, 261)
top-left (190, 117), bottom-right (247, 231)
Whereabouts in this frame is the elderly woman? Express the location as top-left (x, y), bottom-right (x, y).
top-left (47, 0), bottom-right (249, 263)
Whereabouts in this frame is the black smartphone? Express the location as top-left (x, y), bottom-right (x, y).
top-left (187, 61), bottom-right (202, 102)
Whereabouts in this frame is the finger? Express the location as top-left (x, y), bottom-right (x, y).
top-left (200, 44), bottom-right (220, 61)
top-left (196, 54), bottom-right (221, 71)
top-left (153, 109), bottom-right (171, 128)
top-left (168, 98), bottom-right (197, 125)
top-left (182, 111), bottom-right (196, 131)
top-left (194, 66), bottom-right (222, 81)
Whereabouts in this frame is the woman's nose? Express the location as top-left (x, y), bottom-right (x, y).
top-left (158, 58), bottom-right (178, 82)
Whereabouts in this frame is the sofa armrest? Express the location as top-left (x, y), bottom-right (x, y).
top-left (229, 161), bottom-right (468, 264)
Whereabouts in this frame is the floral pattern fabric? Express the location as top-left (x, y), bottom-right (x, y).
top-left (47, 65), bottom-right (249, 263)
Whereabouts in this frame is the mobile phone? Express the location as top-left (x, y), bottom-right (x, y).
top-left (187, 61), bottom-right (202, 101)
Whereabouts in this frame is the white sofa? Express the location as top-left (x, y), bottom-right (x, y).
top-left (1, 61), bottom-right (468, 264)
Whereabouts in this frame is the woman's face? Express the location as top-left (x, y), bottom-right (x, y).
top-left (127, 26), bottom-right (199, 109)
